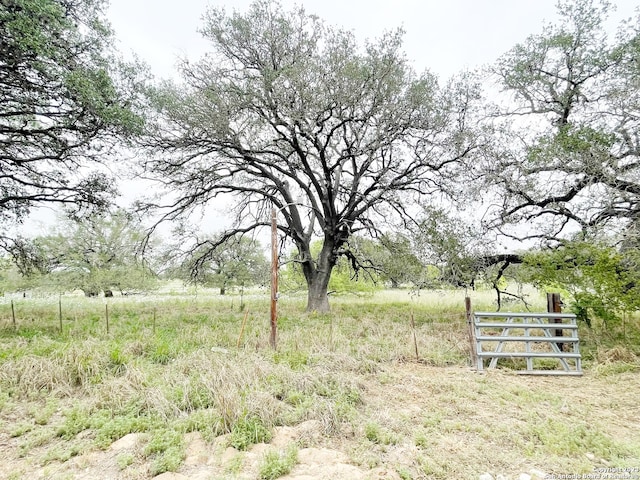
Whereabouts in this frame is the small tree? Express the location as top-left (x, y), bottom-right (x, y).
top-left (279, 239), bottom-right (380, 296)
top-left (177, 235), bottom-right (269, 295)
top-left (345, 234), bottom-right (425, 289)
top-left (23, 210), bottom-right (156, 296)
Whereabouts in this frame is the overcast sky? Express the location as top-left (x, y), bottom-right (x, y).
top-left (107, 0), bottom-right (639, 81)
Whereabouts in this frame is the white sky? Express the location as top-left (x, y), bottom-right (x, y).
top-left (107, 0), bottom-right (639, 80)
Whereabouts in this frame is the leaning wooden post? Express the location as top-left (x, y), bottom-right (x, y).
top-left (465, 297), bottom-right (477, 367)
top-left (237, 310), bottom-right (250, 348)
top-left (105, 304), bottom-right (110, 335)
top-left (58, 296), bottom-right (63, 333)
top-left (410, 311), bottom-right (420, 362)
top-left (11, 299), bottom-right (16, 329)
top-left (547, 293), bottom-right (564, 352)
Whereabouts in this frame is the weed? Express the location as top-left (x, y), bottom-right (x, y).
top-left (182, 409), bottom-right (224, 442)
top-left (149, 337), bottom-right (173, 365)
top-left (117, 452), bottom-right (135, 470)
top-left (18, 427), bottom-right (56, 456)
top-left (150, 446), bottom-right (184, 476)
top-left (526, 418), bottom-right (630, 460)
top-left (415, 431), bottom-right (430, 448)
top-left (364, 422), bottom-right (398, 445)
top-left (398, 469), bottom-right (413, 480)
top-left (57, 405), bottom-right (92, 439)
top-left (229, 415), bottom-right (272, 450)
top-left (0, 290), bottom-right (639, 480)
top-left (42, 443), bottom-right (83, 464)
top-left (225, 453), bottom-right (244, 474)
top-left (258, 445), bottom-right (298, 480)
top-left (108, 345), bottom-right (128, 375)
top-left (145, 428), bottom-right (184, 476)
top-left (273, 350), bottom-right (310, 370)
top-left (10, 422), bottom-right (33, 437)
top-left (31, 398), bottom-right (58, 425)
top-left (95, 413), bottom-right (156, 449)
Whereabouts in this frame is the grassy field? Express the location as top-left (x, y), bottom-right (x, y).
top-left (0, 288), bottom-right (639, 479)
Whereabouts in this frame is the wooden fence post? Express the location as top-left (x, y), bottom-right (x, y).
top-left (465, 297), bottom-right (477, 367)
top-left (11, 299), bottom-right (16, 329)
top-left (547, 292), bottom-right (564, 352)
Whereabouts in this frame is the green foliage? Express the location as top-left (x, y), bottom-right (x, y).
top-left (94, 413), bottom-right (156, 449)
top-left (57, 406), bottom-right (93, 440)
top-left (173, 235), bottom-right (269, 294)
top-left (258, 445), bottom-right (298, 480)
top-left (142, 0), bottom-right (478, 311)
top-left (18, 209), bottom-right (157, 296)
top-left (229, 415), bottom-right (272, 451)
top-left (365, 422), bottom-right (398, 445)
top-left (0, 0), bottom-right (145, 224)
top-left (523, 241), bottom-right (640, 327)
top-left (145, 429), bottom-right (185, 476)
top-left (488, 0), bottom-right (640, 243)
top-left (281, 240), bottom-right (380, 295)
top-left (0, 291), bottom-right (638, 478)
top-left (412, 207), bottom-right (488, 288)
top-left (345, 235), bottom-right (426, 289)
top-left (525, 417), bottom-right (631, 459)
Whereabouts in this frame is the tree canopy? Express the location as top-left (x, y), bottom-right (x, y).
top-left (484, 0), bottom-right (640, 243)
top-left (174, 234), bottom-right (269, 295)
top-left (142, 0), bottom-right (481, 311)
top-left (0, 0), bottom-right (143, 234)
top-left (23, 209), bottom-right (156, 296)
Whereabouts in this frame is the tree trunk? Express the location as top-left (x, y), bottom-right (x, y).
top-left (303, 238), bottom-right (338, 312)
top-left (306, 270), bottom-right (332, 312)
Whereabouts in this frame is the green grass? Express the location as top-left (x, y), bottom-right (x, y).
top-left (0, 288), bottom-right (639, 479)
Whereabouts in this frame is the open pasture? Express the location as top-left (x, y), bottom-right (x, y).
top-left (0, 289), bottom-right (638, 479)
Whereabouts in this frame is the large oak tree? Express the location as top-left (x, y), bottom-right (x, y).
top-left (143, 0), bottom-right (480, 311)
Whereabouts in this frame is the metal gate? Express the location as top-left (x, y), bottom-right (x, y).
top-left (473, 312), bottom-right (582, 376)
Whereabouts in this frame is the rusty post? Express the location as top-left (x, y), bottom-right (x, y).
top-left (270, 207), bottom-right (278, 349)
top-left (11, 299), bottom-right (16, 329)
top-left (465, 297), bottom-right (477, 367)
top-left (547, 292), bottom-right (564, 352)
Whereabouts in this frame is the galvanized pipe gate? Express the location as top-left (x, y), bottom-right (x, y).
top-left (473, 311), bottom-right (582, 376)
